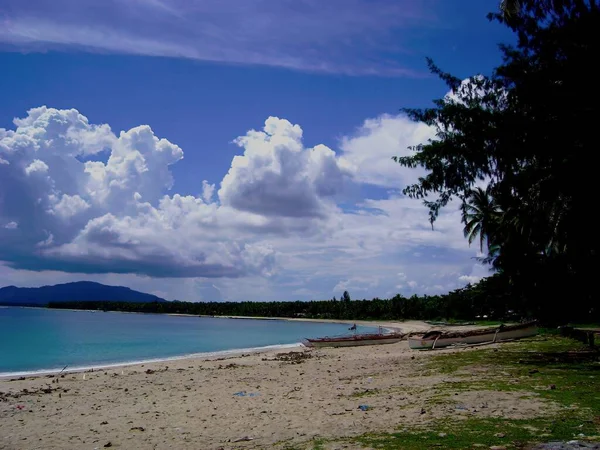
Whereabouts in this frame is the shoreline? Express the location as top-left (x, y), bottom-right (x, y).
top-left (1, 331), bottom-right (548, 450)
top-left (4, 305), bottom-right (405, 331)
top-left (0, 342), bottom-right (304, 380)
top-left (2, 307), bottom-right (439, 380)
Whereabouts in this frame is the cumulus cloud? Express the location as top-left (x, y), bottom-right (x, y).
top-left (0, 107), bottom-right (257, 277)
top-left (0, 0), bottom-right (433, 76)
top-left (219, 117), bottom-right (352, 219)
top-left (50, 194), bottom-right (90, 218)
top-left (0, 107), bottom-right (352, 278)
top-left (339, 114), bottom-right (434, 188)
top-left (0, 105), bottom-right (483, 299)
top-left (25, 159), bottom-right (49, 175)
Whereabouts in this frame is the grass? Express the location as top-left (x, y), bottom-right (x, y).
top-left (347, 334), bottom-right (600, 449)
top-left (353, 416), bottom-right (598, 450)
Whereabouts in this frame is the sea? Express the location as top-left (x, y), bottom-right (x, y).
top-left (0, 307), bottom-right (376, 376)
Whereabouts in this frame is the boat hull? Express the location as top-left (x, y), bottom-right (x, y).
top-left (408, 325), bottom-right (538, 350)
top-left (305, 334), bottom-right (405, 348)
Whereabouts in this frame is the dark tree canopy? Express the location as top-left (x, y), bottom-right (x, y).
top-left (395, 0), bottom-right (599, 322)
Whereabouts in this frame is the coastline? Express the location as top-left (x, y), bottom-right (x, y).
top-left (197, 315), bottom-right (433, 334)
top-left (0, 343), bottom-right (303, 380)
top-left (0, 313), bottom-right (431, 379)
top-left (4, 305), bottom-right (424, 333)
top-left (0, 327), bottom-right (549, 450)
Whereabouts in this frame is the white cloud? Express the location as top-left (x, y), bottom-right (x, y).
top-left (0, 108), bottom-right (350, 278)
top-left (50, 194), bottom-right (90, 218)
top-left (458, 275), bottom-right (482, 284)
top-left (219, 117), bottom-right (352, 219)
top-left (0, 0), bottom-right (432, 76)
top-left (458, 261), bottom-right (491, 285)
top-left (201, 180), bottom-right (215, 203)
top-left (0, 106), bottom-right (484, 300)
top-left (25, 159), bottom-right (49, 176)
top-left (339, 114), bottom-right (434, 188)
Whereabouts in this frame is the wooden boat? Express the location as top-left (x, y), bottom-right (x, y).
top-left (408, 322), bottom-right (538, 350)
top-left (304, 332), bottom-right (405, 348)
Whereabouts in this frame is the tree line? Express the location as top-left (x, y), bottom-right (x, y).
top-left (48, 274), bottom-right (594, 323)
top-left (393, 0), bottom-right (598, 322)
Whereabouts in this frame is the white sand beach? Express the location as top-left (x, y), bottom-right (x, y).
top-left (0, 320), bottom-right (551, 450)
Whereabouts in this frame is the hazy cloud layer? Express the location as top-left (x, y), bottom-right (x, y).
top-left (0, 0), bottom-right (437, 76)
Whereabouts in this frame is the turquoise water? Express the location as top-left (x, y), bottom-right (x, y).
top-left (0, 307), bottom-right (375, 375)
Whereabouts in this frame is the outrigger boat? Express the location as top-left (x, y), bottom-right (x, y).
top-left (408, 322), bottom-right (538, 350)
top-left (304, 327), bottom-right (405, 348)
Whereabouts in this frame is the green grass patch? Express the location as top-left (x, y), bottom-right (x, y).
top-left (311, 438), bottom-right (327, 450)
top-left (426, 336), bottom-right (600, 412)
top-left (348, 335), bottom-right (600, 449)
top-left (353, 416), bottom-right (598, 449)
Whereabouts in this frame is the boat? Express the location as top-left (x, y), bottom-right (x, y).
top-left (408, 322), bottom-right (538, 350)
top-left (304, 331), bottom-right (405, 348)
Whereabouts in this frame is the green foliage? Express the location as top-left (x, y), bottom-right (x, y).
top-left (349, 335), bottom-right (600, 449)
top-left (353, 416), bottom-right (598, 450)
top-left (394, 0), bottom-right (599, 323)
top-left (49, 273), bottom-right (595, 324)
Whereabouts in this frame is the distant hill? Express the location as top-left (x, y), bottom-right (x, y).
top-left (0, 281), bottom-right (167, 306)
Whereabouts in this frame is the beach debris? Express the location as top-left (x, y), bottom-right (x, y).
top-left (103, 442), bottom-right (112, 448)
top-left (358, 405), bottom-right (371, 411)
top-left (83, 374), bottom-right (86, 380)
top-left (263, 351), bottom-right (313, 364)
top-left (367, 377), bottom-right (373, 383)
top-left (145, 369), bottom-right (155, 375)
top-left (439, 433), bottom-right (447, 437)
top-left (495, 433), bottom-right (506, 438)
top-left (420, 408), bottom-right (426, 414)
top-left (231, 436), bottom-right (253, 442)
top-left (233, 391), bottom-right (260, 397)
top-left (130, 426), bottom-right (145, 432)
top-left (218, 363), bottom-right (239, 369)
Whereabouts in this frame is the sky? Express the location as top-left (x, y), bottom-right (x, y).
top-left (0, 0), bottom-right (513, 302)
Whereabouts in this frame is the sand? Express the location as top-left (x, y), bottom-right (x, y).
top-left (0, 320), bottom-right (554, 450)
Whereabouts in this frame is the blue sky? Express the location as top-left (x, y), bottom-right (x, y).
top-left (0, 0), bottom-right (511, 301)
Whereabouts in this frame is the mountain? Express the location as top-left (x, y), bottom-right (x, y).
top-left (0, 281), bottom-right (167, 306)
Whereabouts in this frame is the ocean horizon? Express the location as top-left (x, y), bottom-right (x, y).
top-left (0, 307), bottom-right (376, 376)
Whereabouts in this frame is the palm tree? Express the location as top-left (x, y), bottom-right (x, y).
top-left (461, 186), bottom-right (501, 252)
